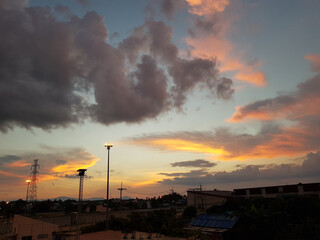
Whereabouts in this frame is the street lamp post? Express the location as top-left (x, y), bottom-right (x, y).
top-left (25, 180), bottom-right (31, 202)
top-left (104, 143), bottom-right (113, 231)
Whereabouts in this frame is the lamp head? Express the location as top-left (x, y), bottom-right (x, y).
top-left (104, 143), bottom-right (113, 149)
top-left (26, 180), bottom-right (31, 183)
top-left (77, 169), bottom-right (87, 176)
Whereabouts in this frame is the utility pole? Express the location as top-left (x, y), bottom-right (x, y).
top-left (117, 182), bottom-right (126, 215)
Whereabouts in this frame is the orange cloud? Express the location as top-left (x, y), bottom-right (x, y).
top-left (228, 90), bottom-right (320, 123)
top-left (6, 161), bottom-right (30, 168)
top-left (0, 148), bottom-right (100, 188)
top-left (186, 35), bottom-right (266, 86)
top-left (185, 8), bottom-right (266, 87)
top-left (0, 170), bottom-right (25, 179)
top-left (235, 69), bottom-right (266, 87)
top-left (130, 178), bottom-right (164, 187)
top-left (52, 157), bottom-right (99, 176)
top-left (186, 0), bottom-right (230, 15)
top-left (224, 73), bottom-right (320, 159)
top-left (147, 138), bottom-right (229, 156)
top-left (234, 126), bottom-right (314, 160)
top-left (132, 124), bottom-right (319, 162)
top-left (305, 54), bottom-right (320, 72)
top-left (228, 105), bottom-right (276, 123)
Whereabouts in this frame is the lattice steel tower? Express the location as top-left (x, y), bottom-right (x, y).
top-left (28, 159), bottom-right (40, 202)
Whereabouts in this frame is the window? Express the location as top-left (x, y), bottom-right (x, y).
top-left (265, 186), bottom-right (279, 194)
top-left (22, 236), bottom-right (32, 240)
top-left (234, 189), bottom-right (247, 195)
top-left (303, 183), bottom-right (320, 192)
top-left (249, 188), bottom-right (262, 195)
top-left (283, 185), bottom-right (298, 193)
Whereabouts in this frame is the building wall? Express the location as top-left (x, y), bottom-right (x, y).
top-left (187, 191), bottom-right (230, 211)
top-left (234, 182), bottom-right (320, 199)
top-left (12, 215), bottom-right (59, 240)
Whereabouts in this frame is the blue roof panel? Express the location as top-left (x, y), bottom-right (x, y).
top-left (190, 214), bottom-right (239, 229)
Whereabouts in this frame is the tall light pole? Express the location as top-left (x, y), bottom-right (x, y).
top-left (76, 169), bottom-right (87, 240)
top-left (77, 169), bottom-right (87, 215)
top-left (25, 180), bottom-right (31, 202)
top-left (104, 143), bottom-right (113, 231)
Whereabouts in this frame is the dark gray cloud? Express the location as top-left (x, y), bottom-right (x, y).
top-left (159, 172), bottom-right (184, 177)
top-left (56, 159), bottom-right (67, 165)
top-left (171, 159), bottom-right (217, 168)
top-left (0, 3), bottom-right (88, 132)
top-left (159, 151), bottom-right (320, 186)
top-left (215, 77), bottom-right (234, 99)
top-left (90, 54), bottom-right (169, 124)
top-left (159, 0), bottom-right (186, 20)
top-left (0, 2), bottom-right (233, 132)
top-left (147, 20), bottom-right (178, 63)
top-left (59, 174), bottom-right (93, 179)
top-left (0, 155), bottom-right (21, 163)
top-left (230, 74), bottom-right (320, 122)
top-left (169, 58), bottom-right (233, 107)
top-left (54, 5), bottom-right (72, 18)
top-left (188, 15), bottom-right (220, 37)
top-left (0, 0), bottom-right (27, 10)
top-left (118, 26), bottom-right (149, 64)
top-left (297, 73), bottom-right (320, 97)
top-left (230, 95), bottom-right (296, 122)
top-left (75, 0), bottom-right (88, 7)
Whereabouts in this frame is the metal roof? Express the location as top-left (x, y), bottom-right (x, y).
top-left (190, 214), bottom-right (239, 229)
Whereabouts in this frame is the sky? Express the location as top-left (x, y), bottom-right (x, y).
top-left (1, 0), bottom-right (320, 201)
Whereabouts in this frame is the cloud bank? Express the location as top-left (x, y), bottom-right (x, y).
top-left (0, 0), bottom-right (234, 132)
top-left (131, 60), bottom-right (320, 161)
top-left (159, 151), bottom-right (320, 186)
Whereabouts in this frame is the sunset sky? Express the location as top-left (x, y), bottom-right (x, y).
top-left (1, 0), bottom-right (320, 201)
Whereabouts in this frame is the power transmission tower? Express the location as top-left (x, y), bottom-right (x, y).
top-left (117, 182), bottom-right (126, 214)
top-left (28, 159), bottom-right (40, 202)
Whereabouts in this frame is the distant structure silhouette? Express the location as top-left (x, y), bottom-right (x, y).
top-left (117, 182), bottom-right (127, 213)
top-left (77, 169), bottom-right (87, 214)
top-left (75, 169), bottom-right (87, 240)
top-left (27, 159), bottom-right (40, 202)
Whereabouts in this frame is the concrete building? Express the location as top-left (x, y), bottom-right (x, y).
top-left (187, 190), bottom-right (232, 212)
top-left (11, 215), bottom-right (59, 240)
top-left (234, 182), bottom-right (320, 199)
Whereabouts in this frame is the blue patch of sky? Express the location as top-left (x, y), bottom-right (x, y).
top-left (29, 0), bottom-right (147, 46)
top-left (224, 0), bottom-right (320, 110)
